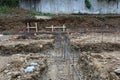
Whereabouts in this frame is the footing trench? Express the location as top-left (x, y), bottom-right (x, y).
top-left (41, 32), bottom-right (81, 80)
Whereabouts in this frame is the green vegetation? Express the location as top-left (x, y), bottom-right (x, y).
top-left (31, 11), bottom-right (53, 16)
top-left (97, 0), bottom-right (118, 3)
top-left (85, 0), bottom-right (91, 9)
top-left (0, 0), bottom-right (52, 16)
top-left (0, 0), bottom-right (19, 14)
top-left (0, 6), bottom-right (10, 13)
top-left (0, 0), bottom-right (19, 7)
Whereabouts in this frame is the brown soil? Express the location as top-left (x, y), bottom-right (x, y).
top-left (36, 15), bottom-right (120, 32)
top-left (0, 42), bottom-right (53, 56)
top-left (0, 42), bottom-right (120, 56)
top-left (78, 51), bottom-right (120, 80)
top-left (72, 42), bottom-right (120, 53)
top-left (0, 53), bottom-right (47, 80)
top-left (0, 16), bottom-right (25, 33)
top-left (0, 10), bottom-right (120, 79)
top-left (0, 15), bottom-right (120, 33)
top-left (7, 8), bottom-right (30, 15)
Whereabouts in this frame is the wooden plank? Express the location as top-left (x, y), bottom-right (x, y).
top-left (26, 22), bottom-right (38, 32)
top-left (27, 27), bottom-right (37, 28)
top-left (46, 25), bottom-right (66, 32)
top-left (46, 26), bottom-right (66, 28)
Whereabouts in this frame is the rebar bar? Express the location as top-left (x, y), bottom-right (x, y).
top-left (91, 65), bottom-right (95, 80)
top-left (98, 71), bottom-right (101, 80)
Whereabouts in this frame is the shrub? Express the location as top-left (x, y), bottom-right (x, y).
top-left (85, 0), bottom-right (91, 9)
top-left (0, 0), bottom-right (19, 7)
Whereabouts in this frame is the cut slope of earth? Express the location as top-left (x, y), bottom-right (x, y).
top-left (1, 15), bottom-right (120, 33)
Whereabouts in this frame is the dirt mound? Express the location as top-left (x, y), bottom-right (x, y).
top-left (1, 15), bottom-right (120, 33)
top-left (35, 15), bottom-right (120, 32)
top-left (0, 43), bottom-right (53, 55)
top-left (0, 16), bottom-right (25, 33)
top-left (7, 8), bottom-right (30, 15)
top-left (0, 42), bottom-right (120, 55)
top-left (0, 53), bottom-right (47, 80)
top-left (72, 42), bottom-right (120, 53)
top-left (78, 52), bottom-right (120, 80)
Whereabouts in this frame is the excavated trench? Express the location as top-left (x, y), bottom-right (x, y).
top-left (0, 31), bottom-right (120, 80)
top-left (1, 14), bottom-right (120, 79)
top-left (0, 42), bottom-right (120, 55)
top-left (0, 42), bottom-right (53, 56)
top-left (0, 41), bottom-right (120, 79)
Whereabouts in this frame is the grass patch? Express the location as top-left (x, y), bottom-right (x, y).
top-left (0, 6), bottom-right (10, 13)
top-left (85, 0), bottom-right (91, 9)
top-left (31, 11), bottom-right (53, 16)
top-left (0, 6), bottom-right (53, 16)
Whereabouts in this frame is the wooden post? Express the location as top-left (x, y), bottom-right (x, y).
top-left (51, 25), bottom-right (54, 32)
top-left (35, 22), bottom-right (38, 32)
top-left (27, 23), bottom-right (30, 32)
top-left (63, 24), bottom-right (66, 32)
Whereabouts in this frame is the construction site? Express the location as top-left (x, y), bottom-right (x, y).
top-left (0, 11), bottom-right (120, 80)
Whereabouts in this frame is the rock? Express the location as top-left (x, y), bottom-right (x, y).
top-left (116, 57), bottom-right (120, 60)
top-left (6, 64), bottom-right (10, 66)
top-left (114, 68), bottom-right (120, 75)
top-left (4, 70), bottom-right (9, 73)
top-left (6, 72), bottom-right (12, 75)
top-left (0, 34), bottom-right (3, 37)
top-left (24, 66), bottom-right (35, 73)
top-left (11, 71), bottom-right (21, 78)
top-left (17, 76), bottom-right (21, 79)
top-left (40, 45), bottom-right (43, 48)
top-left (110, 72), bottom-right (120, 80)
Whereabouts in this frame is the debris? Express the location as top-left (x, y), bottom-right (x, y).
top-left (24, 66), bottom-right (35, 73)
top-left (30, 62), bottom-right (38, 66)
top-left (25, 62), bottom-right (38, 73)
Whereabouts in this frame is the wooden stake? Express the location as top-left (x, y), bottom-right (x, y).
top-left (51, 25), bottom-right (54, 32)
top-left (27, 23), bottom-right (30, 32)
top-left (35, 22), bottom-right (38, 32)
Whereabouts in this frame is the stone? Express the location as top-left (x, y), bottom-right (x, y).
top-left (114, 68), bottom-right (120, 75)
top-left (11, 71), bottom-right (21, 78)
top-left (4, 70), bottom-right (9, 73)
top-left (17, 76), bottom-right (21, 79)
top-left (6, 72), bottom-right (12, 75)
top-left (0, 34), bottom-right (3, 37)
top-left (6, 64), bottom-right (10, 66)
